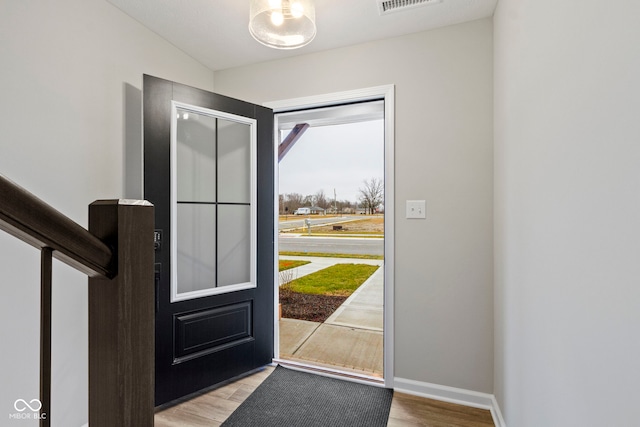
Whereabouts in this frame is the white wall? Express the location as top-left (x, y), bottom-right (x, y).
top-left (494, 0), bottom-right (640, 425)
top-left (215, 19), bottom-right (494, 393)
top-left (0, 1), bottom-right (213, 426)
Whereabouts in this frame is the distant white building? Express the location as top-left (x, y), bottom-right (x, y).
top-left (293, 207), bottom-right (310, 215)
top-left (293, 206), bottom-right (326, 215)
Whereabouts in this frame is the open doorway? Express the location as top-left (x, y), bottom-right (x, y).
top-left (269, 87), bottom-right (394, 387)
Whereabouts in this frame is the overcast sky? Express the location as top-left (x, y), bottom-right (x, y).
top-left (278, 119), bottom-right (384, 203)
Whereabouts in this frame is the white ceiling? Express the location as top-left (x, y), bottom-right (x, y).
top-left (106, 0), bottom-right (497, 71)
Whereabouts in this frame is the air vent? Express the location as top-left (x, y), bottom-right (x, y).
top-left (378, 0), bottom-right (443, 15)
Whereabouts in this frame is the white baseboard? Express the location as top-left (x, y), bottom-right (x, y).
top-left (394, 377), bottom-right (506, 427)
top-left (490, 395), bottom-right (507, 427)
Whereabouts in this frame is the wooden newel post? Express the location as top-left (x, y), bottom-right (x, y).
top-left (88, 200), bottom-right (155, 427)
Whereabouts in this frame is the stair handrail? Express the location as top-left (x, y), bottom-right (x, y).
top-left (0, 174), bottom-right (114, 278)
top-left (0, 174), bottom-right (154, 427)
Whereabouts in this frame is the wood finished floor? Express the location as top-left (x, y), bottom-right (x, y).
top-left (154, 366), bottom-right (495, 427)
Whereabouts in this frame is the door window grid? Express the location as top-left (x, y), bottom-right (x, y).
top-left (171, 102), bottom-right (257, 302)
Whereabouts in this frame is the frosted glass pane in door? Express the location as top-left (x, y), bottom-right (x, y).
top-left (217, 205), bottom-right (250, 287)
top-left (218, 119), bottom-right (251, 203)
top-left (176, 108), bottom-right (216, 203)
top-left (176, 204), bottom-right (216, 294)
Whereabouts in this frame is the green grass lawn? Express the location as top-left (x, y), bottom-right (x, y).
top-left (281, 263), bottom-right (379, 296)
top-left (278, 259), bottom-right (310, 272)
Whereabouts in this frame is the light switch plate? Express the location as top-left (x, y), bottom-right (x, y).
top-left (406, 200), bottom-right (426, 219)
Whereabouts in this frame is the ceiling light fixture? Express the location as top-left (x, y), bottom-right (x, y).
top-left (249, 0), bottom-right (316, 49)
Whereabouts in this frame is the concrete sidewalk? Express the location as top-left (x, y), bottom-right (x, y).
top-left (325, 264), bottom-right (383, 331)
top-left (278, 256), bottom-right (384, 376)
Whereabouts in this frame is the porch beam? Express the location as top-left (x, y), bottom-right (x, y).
top-left (278, 123), bottom-right (309, 162)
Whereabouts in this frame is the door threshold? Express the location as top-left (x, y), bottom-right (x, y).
top-left (273, 358), bottom-right (385, 387)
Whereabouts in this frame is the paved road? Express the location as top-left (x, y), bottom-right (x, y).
top-left (278, 215), bottom-right (360, 231)
top-left (278, 235), bottom-right (383, 256)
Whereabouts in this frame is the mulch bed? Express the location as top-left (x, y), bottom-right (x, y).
top-left (279, 287), bottom-right (347, 323)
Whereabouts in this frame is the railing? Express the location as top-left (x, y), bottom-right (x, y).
top-left (0, 174), bottom-right (154, 427)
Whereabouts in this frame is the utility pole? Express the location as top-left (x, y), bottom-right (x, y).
top-left (334, 188), bottom-right (337, 216)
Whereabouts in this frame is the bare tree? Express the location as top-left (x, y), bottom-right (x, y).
top-left (314, 189), bottom-right (329, 209)
top-left (303, 194), bottom-right (314, 206)
top-left (282, 193), bottom-right (305, 213)
top-left (358, 178), bottom-right (384, 214)
top-left (336, 199), bottom-right (356, 214)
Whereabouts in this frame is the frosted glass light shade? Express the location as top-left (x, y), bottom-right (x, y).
top-left (249, 0), bottom-right (316, 49)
